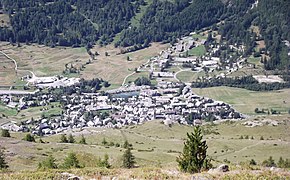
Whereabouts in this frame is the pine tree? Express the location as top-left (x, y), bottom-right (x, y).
top-left (177, 126), bottom-right (209, 173)
top-left (62, 152), bottom-right (80, 168)
top-left (60, 134), bottom-right (68, 143)
top-left (1, 129), bottom-right (10, 137)
top-left (278, 157), bottom-right (284, 168)
top-left (68, 134), bottom-right (75, 143)
top-left (122, 148), bottom-right (135, 168)
top-left (0, 149), bottom-right (8, 169)
top-left (38, 155), bottom-right (58, 169)
top-left (123, 140), bottom-right (131, 149)
top-left (79, 135), bottom-right (86, 144)
top-left (102, 138), bottom-right (108, 145)
top-left (97, 154), bottom-right (111, 168)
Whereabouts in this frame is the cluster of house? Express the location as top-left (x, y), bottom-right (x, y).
top-left (0, 32), bottom-right (249, 135)
top-left (139, 33), bottom-right (246, 82)
top-left (0, 83), bottom-right (242, 135)
top-left (26, 75), bottom-right (80, 88)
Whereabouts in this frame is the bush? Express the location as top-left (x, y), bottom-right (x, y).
top-left (102, 138), bottom-right (108, 146)
top-left (60, 134), bottom-right (68, 143)
top-left (262, 156), bottom-right (276, 167)
top-left (249, 159), bottom-right (257, 165)
top-left (38, 155), bottom-right (58, 169)
top-left (79, 135), bottom-right (86, 144)
top-left (0, 149), bottom-right (8, 169)
top-left (97, 154), bottom-right (111, 168)
top-left (68, 134), bottom-right (75, 143)
top-left (1, 129), bottom-right (10, 137)
top-left (277, 157), bottom-right (290, 168)
top-left (23, 134), bottom-right (35, 142)
top-left (62, 152), bottom-right (81, 169)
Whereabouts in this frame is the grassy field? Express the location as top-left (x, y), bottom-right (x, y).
top-left (0, 102), bottom-right (62, 126)
top-left (0, 54), bottom-right (17, 86)
top-left (176, 71), bottom-right (205, 82)
top-left (0, 42), bottom-right (90, 77)
top-left (188, 45), bottom-right (206, 57)
top-left (0, 42), bottom-right (168, 88)
top-left (125, 71), bottom-right (150, 84)
top-left (1, 118), bottom-right (290, 173)
top-left (83, 43), bottom-right (169, 86)
top-left (192, 86), bottom-right (290, 115)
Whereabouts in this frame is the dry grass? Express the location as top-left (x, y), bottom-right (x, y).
top-left (0, 54), bottom-right (17, 86)
top-left (1, 118), bottom-right (290, 173)
top-left (0, 42), bottom-right (90, 77)
top-left (83, 43), bottom-right (169, 86)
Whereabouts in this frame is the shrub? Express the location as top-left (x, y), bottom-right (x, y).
top-left (97, 154), bottom-right (111, 168)
top-left (23, 134), bottom-right (35, 142)
top-left (79, 135), bottom-right (86, 144)
top-left (38, 155), bottom-right (58, 169)
top-left (1, 129), bottom-right (10, 137)
top-left (262, 156), bottom-right (276, 167)
top-left (62, 152), bottom-right (81, 169)
top-left (0, 149), bottom-right (8, 169)
top-left (249, 159), bottom-right (257, 165)
top-left (68, 134), bottom-right (75, 143)
top-left (60, 134), bottom-right (68, 143)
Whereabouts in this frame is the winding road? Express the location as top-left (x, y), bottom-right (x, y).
top-left (0, 51), bottom-right (35, 78)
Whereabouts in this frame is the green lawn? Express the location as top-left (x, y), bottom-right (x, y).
top-left (191, 33), bottom-right (207, 40)
top-left (176, 71), bottom-right (205, 82)
top-left (0, 104), bottom-right (18, 118)
top-left (188, 45), bottom-right (206, 56)
top-left (192, 86), bottom-right (290, 115)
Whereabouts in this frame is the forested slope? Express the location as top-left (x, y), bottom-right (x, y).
top-left (0, 0), bottom-right (289, 70)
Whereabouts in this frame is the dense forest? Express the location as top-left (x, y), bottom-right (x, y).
top-left (0, 0), bottom-right (141, 47)
top-left (0, 0), bottom-right (289, 70)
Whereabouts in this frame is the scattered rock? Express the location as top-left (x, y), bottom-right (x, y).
top-left (61, 172), bottom-right (81, 180)
top-left (209, 164), bottom-right (229, 173)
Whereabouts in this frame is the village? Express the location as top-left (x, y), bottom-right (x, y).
top-left (0, 32), bottom-right (248, 135)
top-left (0, 82), bottom-right (242, 135)
top-left (135, 32), bottom-right (247, 84)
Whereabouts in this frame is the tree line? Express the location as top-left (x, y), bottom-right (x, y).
top-left (191, 75), bottom-right (290, 91)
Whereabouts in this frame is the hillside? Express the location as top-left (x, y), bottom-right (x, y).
top-left (0, 119), bottom-right (290, 179)
top-left (0, 0), bottom-right (289, 69)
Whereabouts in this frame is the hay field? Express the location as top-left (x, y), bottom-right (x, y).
top-left (82, 43), bottom-right (169, 86)
top-left (192, 86), bottom-right (290, 115)
top-left (0, 42), bottom-right (90, 77)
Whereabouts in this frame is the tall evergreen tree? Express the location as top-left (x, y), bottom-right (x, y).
top-left (177, 126), bottom-right (208, 173)
top-left (122, 148), bottom-right (135, 168)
